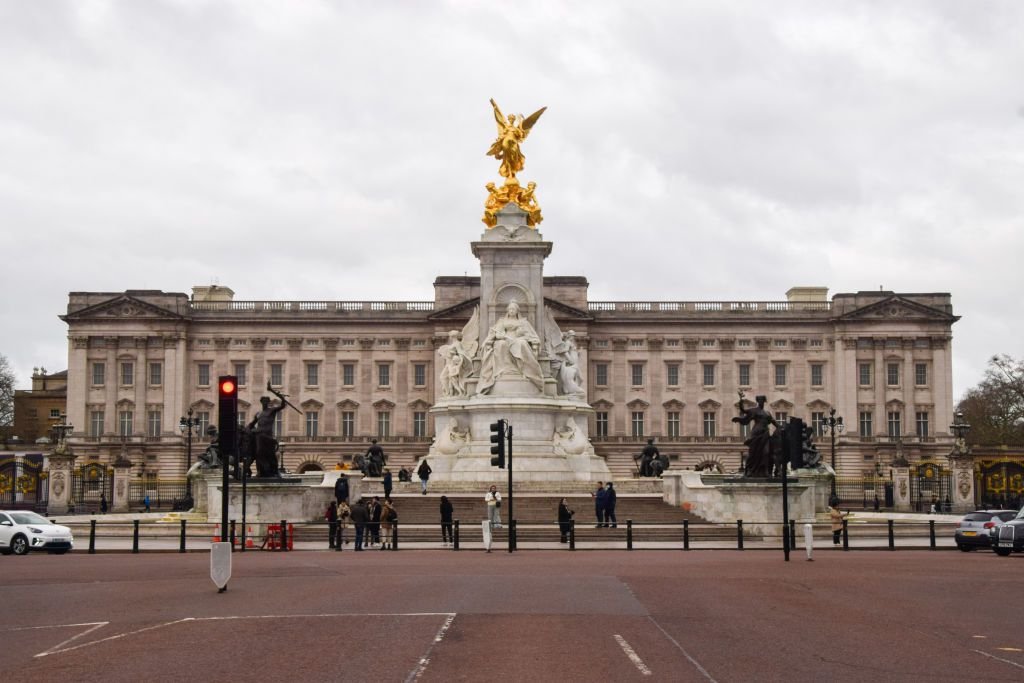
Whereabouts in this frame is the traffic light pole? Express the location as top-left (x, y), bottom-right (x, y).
top-left (507, 424), bottom-right (514, 553)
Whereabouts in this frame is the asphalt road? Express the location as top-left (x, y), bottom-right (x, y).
top-left (2, 550), bottom-right (1022, 682)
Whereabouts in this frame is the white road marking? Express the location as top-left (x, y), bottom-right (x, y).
top-left (5, 622), bottom-right (109, 658)
top-left (647, 615), bottom-right (718, 682)
top-left (406, 613), bottom-right (457, 682)
top-left (614, 634), bottom-right (652, 676)
top-left (973, 649), bottom-right (1024, 671)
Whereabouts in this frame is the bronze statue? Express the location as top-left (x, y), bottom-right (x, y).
top-left (732, 392), bottom-right (781, 478)
top-left (247, 385), bottom-right (291, 477)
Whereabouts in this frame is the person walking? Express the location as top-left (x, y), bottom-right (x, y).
top-left (368, 496), bottom-right (382, 547)
top-left (380, 499), bottom-right (396, 550)
top-left (604, 482), bottom-right (617, 528)
top-left (593, 481), bottom-right (606, 528)
top-left (337, 501), bottom-right (350, 548)
top-left (558, 498), bottom-right (574, 543)
top-left (99, 493), bottom-right (108, 515)
top-left (440, 495), bottom-right (454, 547)
top-left (383, 468), bottom-right (393, 500)
top-left (334, 473), bottom-right (350, 505)
top-left (325, 501), bottom-right (339, 549)
top-left (143, 494), bottom-right (151, 513)
top-left (829, 506), bottom-right (847, 546)
top-left (350, 499), bottom-right (368, 551)
top-left (485, 485), bottom-right (502, 529)
top-left (418, 459), bottom-right (433, 495)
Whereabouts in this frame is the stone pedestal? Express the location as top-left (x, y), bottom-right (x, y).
top-left (112, 462), bottom-right (132, 512)
top-left (46, 452), bottom-right (76, 516)
top-left (948, 456), bottom-right (975, 513)
top-left (892, 466), bottom-right (911, 512)
top-left (199, 471), bottom-right (365, 523)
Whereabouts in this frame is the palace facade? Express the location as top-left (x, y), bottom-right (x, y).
top-left (61, 279), bottom-right (959, 481)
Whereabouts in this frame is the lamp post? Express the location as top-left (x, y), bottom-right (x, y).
top-left (949, 411), bottom-right (971, 450)
top-left (823, 407), bottom-right (844, 504)
top-left (179, 408), bottom-right (201, 499)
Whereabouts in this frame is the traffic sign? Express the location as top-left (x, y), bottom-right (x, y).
top-left (211, 541), bottom-right (232, 592)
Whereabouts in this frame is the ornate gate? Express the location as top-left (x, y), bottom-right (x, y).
top-left (70, 463), bottom-right (114, 513)
top-left (909, 463), bottom-right (952, 512)
top-left (0, 455), bottom-right (49, 511)
top-left (976, 460), bottom-right (1024, 509)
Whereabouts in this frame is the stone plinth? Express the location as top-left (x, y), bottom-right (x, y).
top-left (199, 471), bottom-right (365, 523)
top-left (663, 471), bottom-right (815, 534)
top-left (891, 466), bottom-right (911, 512)
top-left (112, 462), bottom-right (132, 513)
top-left (46, 452), bottom-right (76, 516)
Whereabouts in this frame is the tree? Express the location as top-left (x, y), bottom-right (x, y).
top-left (0, 353), bottom-right (14, 427)
top-left (956, 354), bottom-right (1024, 447)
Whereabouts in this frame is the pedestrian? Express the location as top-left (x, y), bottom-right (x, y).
top-left (485, 485), bottom-right (502, 529)
top-left (873, 494), bottom-right (880, 512)
top-left (604, 482), bottom-right (617, 528)
top-left (325, 501), bottom-right (338, 549)
top-left (334, 473), bottom-right (349, 505)
top-left (350, 499), bottom-right (368, 551)
top-left (368, 496), bottom-right (382, 547)
top-left (558, 498), bottom-right (574, 543)
top-left (143, 494), bottom-right (151, 513)
top-left (440, 495), bottom-right (454, 547)
top-left (99, 493), bottom-right (108, 515)
top-left (418, 459), bottom-right (433, 495)
top-left (829, 506), bottom-right (847, 545)
top-left (380, 499), bottom-right (396, 550)
top-left (337, 501), bottom-right (351, 547)
top-left (383, 468), bottom-right (393, 500)
top-left (593, 481), bottom-right (606, 528)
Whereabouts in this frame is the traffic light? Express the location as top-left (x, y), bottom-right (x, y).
top-left (218, 376), bottom-right (239, 462)
top-left (489, 419), bottom-right (506, 468)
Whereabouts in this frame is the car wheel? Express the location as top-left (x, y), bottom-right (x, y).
top-left (11, 535), bottom-right (29, 556)
top-left (994, 547), bottom-right (1012, 557)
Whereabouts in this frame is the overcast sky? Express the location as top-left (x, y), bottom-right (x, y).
top-left (2, 0), bottom-right (1022, 401)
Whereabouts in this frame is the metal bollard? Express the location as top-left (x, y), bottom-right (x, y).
top-left (626, 519), bottom-right (633, 550)
top-left (842, 519), bottom-right (849, 551)
top-left (683, 519), bottom-right (690, 551)
top-left (737, 520), bottom-right (744, 550)
top-left (569, 519), bottom-right (575, 550)
top-left (280, 519), bottom-right (288, 552)
top-left (929, 520), bottom-right (936, 550)
top-left (509, 520), bottom-right (517, 553)
top-left (392, 522), bottom-right (398, 551)
top-left (888, 519), bottom-right (895, 550)
top-left (89, 519), bottom-right (97, 554)
top-left (179, 519), bottom-right (187, 553)
top-left (132, 519), bottom-right (140, 554)
top-left (790, 519), bottom-right (797, 550)
top-left (804, 523), bottom-right (814, 561)
top-left (453, 520), bottom-right (460, 551)
top-left (230, 520), bottom-right (236, 550)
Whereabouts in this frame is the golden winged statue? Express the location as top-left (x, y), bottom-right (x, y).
top-left (486, 98), bottom-right (546, 180)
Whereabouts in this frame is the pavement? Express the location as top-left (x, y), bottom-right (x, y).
top-left (1, 550), bottom-right (1022, 681)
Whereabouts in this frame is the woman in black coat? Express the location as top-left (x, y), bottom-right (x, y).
top-left (557, 498), bottom-right (574, 543)
top-left (439, 495), bottom-right (454, 546)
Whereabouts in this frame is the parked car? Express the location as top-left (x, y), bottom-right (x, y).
top-left (992, 507), bottom-right (1024, 556)
top-left (0, 510), bottom-right (74, 555)
top-left (954, 510), bottom-right (1017, 551)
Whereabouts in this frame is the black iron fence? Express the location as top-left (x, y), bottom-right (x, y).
top-left (834, 475), bottom-right (891, 509)
top-left (127, 479), bottom-right (189, 511)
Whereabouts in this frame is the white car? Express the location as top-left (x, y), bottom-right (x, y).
top-left (0, 510), bottom-right (74, 555)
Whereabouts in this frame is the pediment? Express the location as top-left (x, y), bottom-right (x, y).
top-left (698, 398), bottom-right (722, 409)
top-left (408, 399), bottom-right (432, 410)
top-left (770, 399), bottom-right (794, 411)
top-left (591, 399), bottom-right (614, 410)
top-left (805, 399), bottom-right (832, 411)
top-left (336, 399), bottom-right (360, 409)
top-left (836, 296), bottom-right (957, 323)
top-left (301, 398), bottom-right (324, 409)
top-left (543, 298), bottom-right (592, 320)
top-left (190, 399), bottom-right (215, 410)
top-left (886, 398), bottom-right (905, 408)
top-left (662, 399), bottom-right (685, 410)
top-left (627, 399), bottom-right (650, 409)
top-left (61, 295), bottom-right (186, 322)
top-left (373, 399), bottom-right (396, 409)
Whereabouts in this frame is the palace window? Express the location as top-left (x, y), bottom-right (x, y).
top-left (305, 411), bottom-right (319, 438)
top-left (631, 411), bottom-right (645, 437)
top-left (915, 363), bottom-right (928, 386)
top-left (666, 364), bottom-right (680, 387)
top-left (915, 411), bottom-right (929, 438)
top-left (377, 411), bottom-right (391, 438)
top-left (149, 362), bottom-right (162, 387)
top-left (595, 412), bottom-right (609, 437)
top-left (737, 339), bottom-right (751, 348)
top-left (738, 363), bottom-right (751, 387)
top-left (811, 411), bottom-right (825, 438)
top-left (414, 364), bottom-right (427, 387)
top-left (887, 411), bottom-right (902, 439)
top-left (809, 339), bottom-right (823, 348)
top-left (774, 339), bottom-right (787, 348)
top-left (702, 411), bottom-right (716, 438)
top-left (667, 411), bottom-right (680, 438)
top-left (774, 412), bottom-right (788, 424)
top-left (270, 363), bottom-right (284, 387)
top-left (120, 362), bottom-right (134, 386)
top-left (631, 363), bottom-right (644, 387)
top-left (342, 363), bottom-right (355, 387)
top-left (810, 363), bottom-right (824, 388)
top-left (702, 363), bottom-right (715, 387)
top-left (859, 363), bottom-right (872, 386)
top-left (118, 410), bottom-right (134, 437)
top-left (378, 364), bottom-right (391, 388)
top-left (341, 411), bottom-right (355, 438)
top-left (859, 411), bottom-right (873, 438)
top-left (273, 412), bottom-right (282, 438)
top-left (306, 363), bottom-right (320, 387)
top-left (89, 410), bottom-right (104, 437)
top-left (197, 411), bottom-right (211, 437)
top-left (92, 362), bottom-right (105, 386)
top-left (595, 363), bottom-right (608, 387)
top-left (197, 363), bottom-right (211, 387)
top-left (887, 363), bottom-right (900, 387)
top-left (147, 410), bottom-right (161, 437)
top-left (702, 339), bottom-right (716, 348)
top-left (234, 363), bottom-right (248, 387)
top-left (774, 363), bottom-right (787, 387)
top-left (413, 411), bottom-right (427, 437)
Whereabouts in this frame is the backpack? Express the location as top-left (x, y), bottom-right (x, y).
top-left (388, 509), bottom-right (398, 523)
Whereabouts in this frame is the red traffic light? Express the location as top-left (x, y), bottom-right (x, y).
top-left (219, 379), bottom-right (236, 395)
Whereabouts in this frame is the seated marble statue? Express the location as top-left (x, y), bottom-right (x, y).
top-left (552, 330), bottom-right (585, 397)
top-left (477, 300), bottom-right (544, 394)
top-left (553, 417), bottom-right (588, 456)
top-left (434, 417), bottom-right (471, 455)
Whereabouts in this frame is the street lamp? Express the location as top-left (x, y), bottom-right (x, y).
top-left (823, 407), bottom-right (844, 504)
top-left (179, 408), bottom-right (201, 499)
top-left (950, 411), bottom-right (971, 445)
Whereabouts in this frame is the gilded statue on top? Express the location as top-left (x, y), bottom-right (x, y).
top-left (483, 99), bottom-right (546, 228)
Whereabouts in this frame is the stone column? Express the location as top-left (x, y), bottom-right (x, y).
top-left (112, 460), bottom-right (133, 512)
top-left (46, 452), bottom-right (77, 516)
top-left (948, 453), bottom-right (975, 513)
top-left (892, 466), bottom-right (911, 512)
